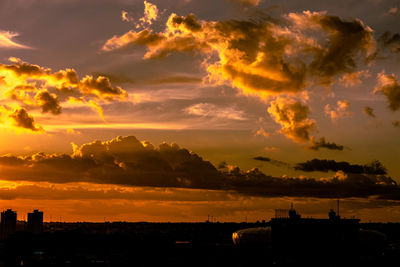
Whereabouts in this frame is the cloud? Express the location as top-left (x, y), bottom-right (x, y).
top-left (121, 10), bottom-right (133, 22)
top-left (264, 146), bottom-right (279, 151)
top-left (339, 70), bottom-right (370, 87)
top-left (137, 1), bottom-right (159, 29)
top-left (253, 156), bottom-right (288, 167)
top-left (324, 100), bottom-right (353, 121)
top-left (0, 31), bottom-right (31, 49)
top-left (267, 98), bottom-right (315, 143)
top-left (294, 159), bottom-right (387, 175)
top-left (379, 32), bottom-right (400, 56)
top-left (388, 7), bottom-right (398, 15)
top-left (227, 0), bottom-right (260, 7)
top-left (184, 103), bottom-right (247, 120)
top-left (308, 137), bottom-right (344, 151)
top-left (0, 136), bottom-right (400, 199)
top-left (393, 120), bottom-right (400, 127)
top-left (34, 90), bottom-right (62, 115)
top-left (363, 106), bottom-right (376, 118)
top-left (9, 108), bottom-right (43, 131)
top-left (102, 10), bottom-right (375, 96)
top-left (0, 135), bottom-right (398, 200)
top-left (0, 58), bottom-right (127, 131)
top-left (102, 9), bottom-right (375, 144)
top-left (374, 71), bottom-right (400, 111)
top-left (254, 128), bottom-right (270, 137)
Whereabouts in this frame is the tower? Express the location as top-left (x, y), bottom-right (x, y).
top-left (28, 210), bottom-right (43, 234)
top-left (1, 209), bottom-right (17, 239)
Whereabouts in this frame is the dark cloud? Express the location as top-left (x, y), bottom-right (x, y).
top-left (393, 120), bottom-right (400, 127)
top-left (308, 137), bottom-right (344, 151)
top-left (9, 108), bottom-right (42, 131)
top-left (363, 106), bottom-right (376, 118)
top-left (307, 14), bottom-right (375, 85)
top-left (0, 136), bottom-right (398, 200)
top-left (379, 32), bottom-right (400, 56)
top-left (79, 76), bottom-right (127, 100)
top-left (34, 90), bottom-right (62, 114)
top-left (217, 161), bottom-right (227, 169)
top-left (253, 156), bottom-right (288, 167)
top-left (224, 167), bottom-right (399, 199)
top-left (294, 159), bottom-right (387, 175)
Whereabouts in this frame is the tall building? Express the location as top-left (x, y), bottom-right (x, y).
top-left (1, 209), bottom-right (17, 239)
top-left (28, 210), bottom-right (43, 234)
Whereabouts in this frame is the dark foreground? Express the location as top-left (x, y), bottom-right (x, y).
top-left (0, 222), bottom-right (399, 267)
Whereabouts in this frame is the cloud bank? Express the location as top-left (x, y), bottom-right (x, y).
top-left (0, 135), bottom-right (398, 200)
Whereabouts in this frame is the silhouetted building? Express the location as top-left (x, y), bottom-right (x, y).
top-left (270, 206), bottom-right (360, 264)
top-left (28, 210), bottom-right (43, 234)
top-left (1, 209), bottom-right (17, 239)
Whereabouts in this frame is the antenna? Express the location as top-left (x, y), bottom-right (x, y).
top-left (290, 202), bottom-right (293, 210)
top-left (337, 199), bottom-right (340, 217)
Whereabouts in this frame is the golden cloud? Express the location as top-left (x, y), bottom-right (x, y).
top-left (324, 100), bottom-right (353, 121)
top-left (0, 58), bottom-right (128, 131)
top-left (0, 31), bottom-right (31, 49)
top-left (267, 98), bottom-right (315, 143)
top-left (374, 71), bottom-right (400, 111)
top-left (102, 9), bottom-right (375, 146)
top-left (103, 10), bottom-right (375, 97)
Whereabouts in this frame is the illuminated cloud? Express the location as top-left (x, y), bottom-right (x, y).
top-left (324, 100), bottom-right (353, 121)
top-left (102, 9), bottom-right (376, 144)
top-left (255, 128), bottom-right (270, 137)
top-left (267, 98), bottom-right (315, 143)
top-left (388, 7), bottom-right (398, 15)
top-left (121, 10), bottom-right (133, 22)
top-left (363, 106), bottom-right (376, 118)
top-left (308, 137), bottom-right (344, 151)
top-left (138, 1), bottom-right (159, 28)
top-left (0, 31), bottom-right (31, 49)
top-left (374, 71), bottom-right (400, 111)
top-left (184, 103), bottom-right (247, 120)
top-left (0, 58), bottom-right (127, 131)
top-left (264, 146), bottom-right (279, 151)
top-left (103, 10), bottom-right (375, 97)
top-left (339, 70), bottom-right (370, 87)
top-left (0, 135), bottom-right (397, 200)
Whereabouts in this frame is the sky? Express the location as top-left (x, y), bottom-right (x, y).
top-left (0, 0), bottom-right (399, 222)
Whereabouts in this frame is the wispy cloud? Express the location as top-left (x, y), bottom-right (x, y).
top-left (0, 31), bottom-right (31, 49)
top-left (184, 103), bottom-right (247, 121)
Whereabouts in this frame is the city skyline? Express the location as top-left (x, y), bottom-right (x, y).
top-left (0, 0), bottom-right (399, 222)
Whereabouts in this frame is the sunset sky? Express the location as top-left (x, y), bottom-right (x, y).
top-left (0, 0), bottom-right (399, 222)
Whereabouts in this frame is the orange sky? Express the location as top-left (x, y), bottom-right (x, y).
top-left (0, 0), bottom-right (399, 222)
